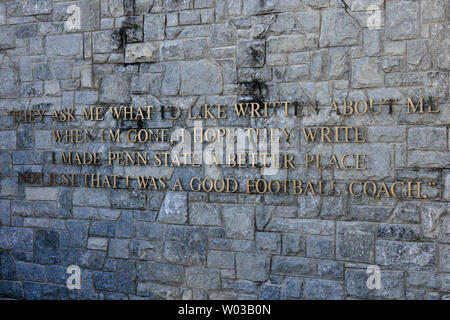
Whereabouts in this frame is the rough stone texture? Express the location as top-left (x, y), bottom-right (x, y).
top-left (386, 0), bottom-right (421, 40)
top-left (125, 42), bottom-right (159, 63)
top-left (0, 0), bottom-right (449, 301)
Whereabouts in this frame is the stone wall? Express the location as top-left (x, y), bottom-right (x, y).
top-left (0, 0), bottom-right (449, 300)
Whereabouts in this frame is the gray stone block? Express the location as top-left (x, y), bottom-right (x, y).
top-left (386, 0), bottom-right (420, 40)
top-left (236, 253), bottom-right (270, 282)
top-left (337, 222), bottom-right (375, 263)
top-left (16, 261), bottom-right (45, 282)
top-left (99, 74), bottom-right (131, 104)
top-left (46, 34), bottom-right (83, 58)
top-left (108, 239), bottom-right (130, 259)
top-left (0, 227), bottom-right (33, 251)
top-left (136, 261), bottom-right (184, 285)
top-left (304, 279), bottom-right (343, 300)
top-left (33, 229), bottom-right (60, 264)
top-left (223, 205), bottom-right (254, 240)
top-left (0, 69), bottom-right (19, 98)
top-left (345, 269), bottom-right (405, 299)
top-left (189, 203), bottom-right (221, 226)
top-left (207, 250), bottom-right (235, 269)
top-left (260, 284), bottom-right (282, 300)
top-left (376, 240), bottom-right (437, 270)
top-left (163, 225), bottom-right (207, 265)
top-left (23, 0), bottom-right (52, 16)
top-left (158, 192), bottom-right (188, 224)
top-left (144, 14), bottom-right (165, 40)
top-left (186, 267), bottom-right (220, 289)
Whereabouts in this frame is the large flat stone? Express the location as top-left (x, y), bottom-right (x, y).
top-left (125, 42), bottom-right (159, 63)
top-left (46, 34), bottom-right (83, 58)
top-left (320, 8), bottom-right (361, 47)
top-left (99, 74), bottom-right (131, 104)
top-left (179, 60), bottom-right (223, 95)
top-left (163, 225), bottom-right (207, 265)
top-left (386, 0), bottom-right (420, 40)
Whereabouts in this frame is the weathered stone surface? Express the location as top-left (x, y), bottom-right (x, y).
top-left (16, 262), bottom-right (45, 281)
top-left (439, 245), bottom-right (450, 272)
top-left (99, 74), bottom-right (131, 104)
top-left (189, 203), bottom-right (221, 226)
top-left (282, 233), bottom-right (306, 256)
top-left (79, 251), bottom-right (106, 269)
top-left (46, 35), bottom-right (83, 58)
top-left (306, 235), bottom-right (334, 258)
top-left (0, 227), bottom-right (33, 251)
top-left (179, 61), bottom-right (222, 95)
top-left (73, 188), bottom-right (110, 207)
top-left (352, 58), bottom-right (384, 88)
top-left (260, 284), bottom-right (282, 300)
top-left (0, 27), bottom-right (15, 49)
top-left (304, 280), bottom-right (344, 300)
top-left (136, 261), bottom-right (184, 285)
top-left (65, 220), bottom-right (90, 248)
top-left (87, 237), bottom-right (108, 251)
top-left (223, 205), bottom-right (254, 240)
top-left (93, 30), bottom-right (121, 53)
top-left (144, 14), bottom-right (165, 40)
top-left (386, 0), bottom-right (420, 40)
top-left (337, 222), bottom-right (375, 263)
top-left (207, 250), bottom-right (235, 269)
top-left (320, 9), bottom-right (360, 47)
top-left (163, 225), bottom-right (207, 265)
top-left (23, 0), bottom-right (52, 16)
top-left (210, 24), bottom-right (236, 47)
top-left (376, 240), bottom-right (437, 270)
top-left (125, 42), bottom-right (159, 63)
top-left (267, 218), bottom-right (335, 235)
top-left (346, 269), bottom-right (405, 299)
top-left (186, 267), bottom-right (220, 289)
top-left (79, 0), bottom-right (101, 30)
top-left (1, 0), bottom-right (449, 301)
top-left (271, 256), bottom-right (316, 276)
top-left (408, 127), bottom-right (446, 150)
top-left (236, 253), bottom-right (269, 282)
top-left (430, 24), bottom-right (450, 70)
top-left (0, 69), bottom-right (19, 98)
top-left (109, 239), bottom-right (130, 259)
top-left (158, 192), bottom-right (188, 224)
top-left (267, 35), bottom-right (316, 54)
top-left (237, 40), bottom-right (265, 68)
top-left (33, 229), bottom-right (60, 264)
top-left (256, 232), bottom-right (281, 254)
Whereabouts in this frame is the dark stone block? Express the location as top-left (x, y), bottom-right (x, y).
top-left (79, 250), bottom-right (106, 270)
top-left (116, 210), bottom-right (134, 238)
top-left (65, 220), bottom-right (90, 248)
top-left (46, 265), bottom-right (67, 285)
top-left (23, 282), bottom-right (41, 300)
top-left (93, 271), bottom-right (116, 291)
top-left (41, 284), bottom-right (63, 300)
top-left (163, 226), bottom-right (208, 266)
top-left (0, 227), bottom-right (33, 251)
top-left (17, 124), bottom-right (34, 149)
top-left (16, 261), bottom-right (45, 281)
top-left (90, 221), bottom-right (115, 237)
top-left (15, 24), bottom-right (38, 38)
top-left (0, 251), bottom-right (15, 280)
top-left (0, 281), bottom-right (24, 299)
top-left (34, 229), bottom-right (60, 264)
top-left (260, 284), bottom-right (283, 300)
top-left (58, 189), bottom-right (72, 219)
